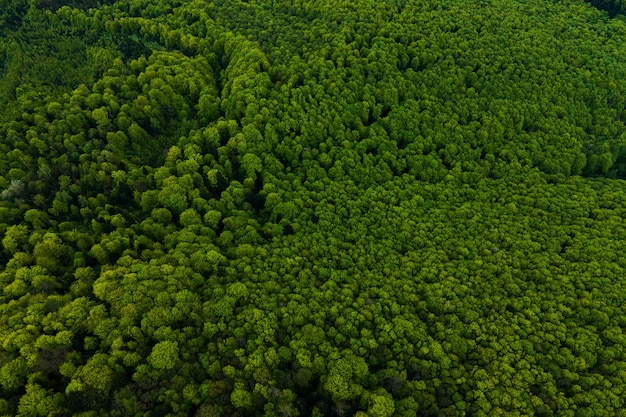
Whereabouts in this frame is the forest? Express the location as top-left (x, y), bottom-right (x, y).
top-left (2, 0), bottom-right (626, 415)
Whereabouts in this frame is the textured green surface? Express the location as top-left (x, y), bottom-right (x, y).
top-left (2, 1), bottom-right (626, 415)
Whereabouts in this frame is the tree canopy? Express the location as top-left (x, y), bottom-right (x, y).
top-left (2, 0), bottom-right (626, 415)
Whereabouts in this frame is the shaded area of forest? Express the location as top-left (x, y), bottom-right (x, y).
top-left (585, 0), bottom-right (626, 18)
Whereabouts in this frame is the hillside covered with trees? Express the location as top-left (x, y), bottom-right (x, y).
top-left (2, 0), bottom-right (626, 415)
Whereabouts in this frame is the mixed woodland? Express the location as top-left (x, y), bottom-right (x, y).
top-left (2, 0), bottom-right (626, 415)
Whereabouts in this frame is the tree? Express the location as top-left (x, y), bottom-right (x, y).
top-left (323, 355), bottom-right (369, 402)
top-left (18, 383), bottom-right (65, 416)
top-left (148, 340), bottom-right (180, 371)
top-left (0, 357), bottom-right (28, 392)
top-left (32, 232), bottom-right (69, 273)
top-left (158, 176), bottom-right (189, 215)
top-left (179, 208), bottom-right (202, 227)
top-left (367, 390), bottom-right (396, 417)
top-left (241, 152), bottom-right (263, 181)
top-left (66, 353), bottom-right (115, 406)
top-left (2, 224), bottom-right (29, 254)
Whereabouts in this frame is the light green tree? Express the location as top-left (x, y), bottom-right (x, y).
top-left (148, 340), bottom-right (180, 371)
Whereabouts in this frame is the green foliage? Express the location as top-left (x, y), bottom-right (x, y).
top-left (367, 390), bottom-right (396, 417)
top-left (2, 0), bottom-right (626, 416)
top-left (2, 224), bottom-right (29, 254)
top-left (323, 355), bottom-right (369, 402)
top-left (0, 358), bottom-right (28, 391)
top-left (230, 382), bottom-right (254, 409)
top-left (66, 353), bottom-right (115, 402)
top-left (18, 383), bottom-right (65, 416)
top-left (148, 340), bottom-right (179, 371)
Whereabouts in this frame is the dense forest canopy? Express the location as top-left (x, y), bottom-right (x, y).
top-left (2, 0), bottom-right (626, 416)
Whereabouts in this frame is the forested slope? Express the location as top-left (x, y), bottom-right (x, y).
top-left (2, 0), bottom-right (626, 416)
